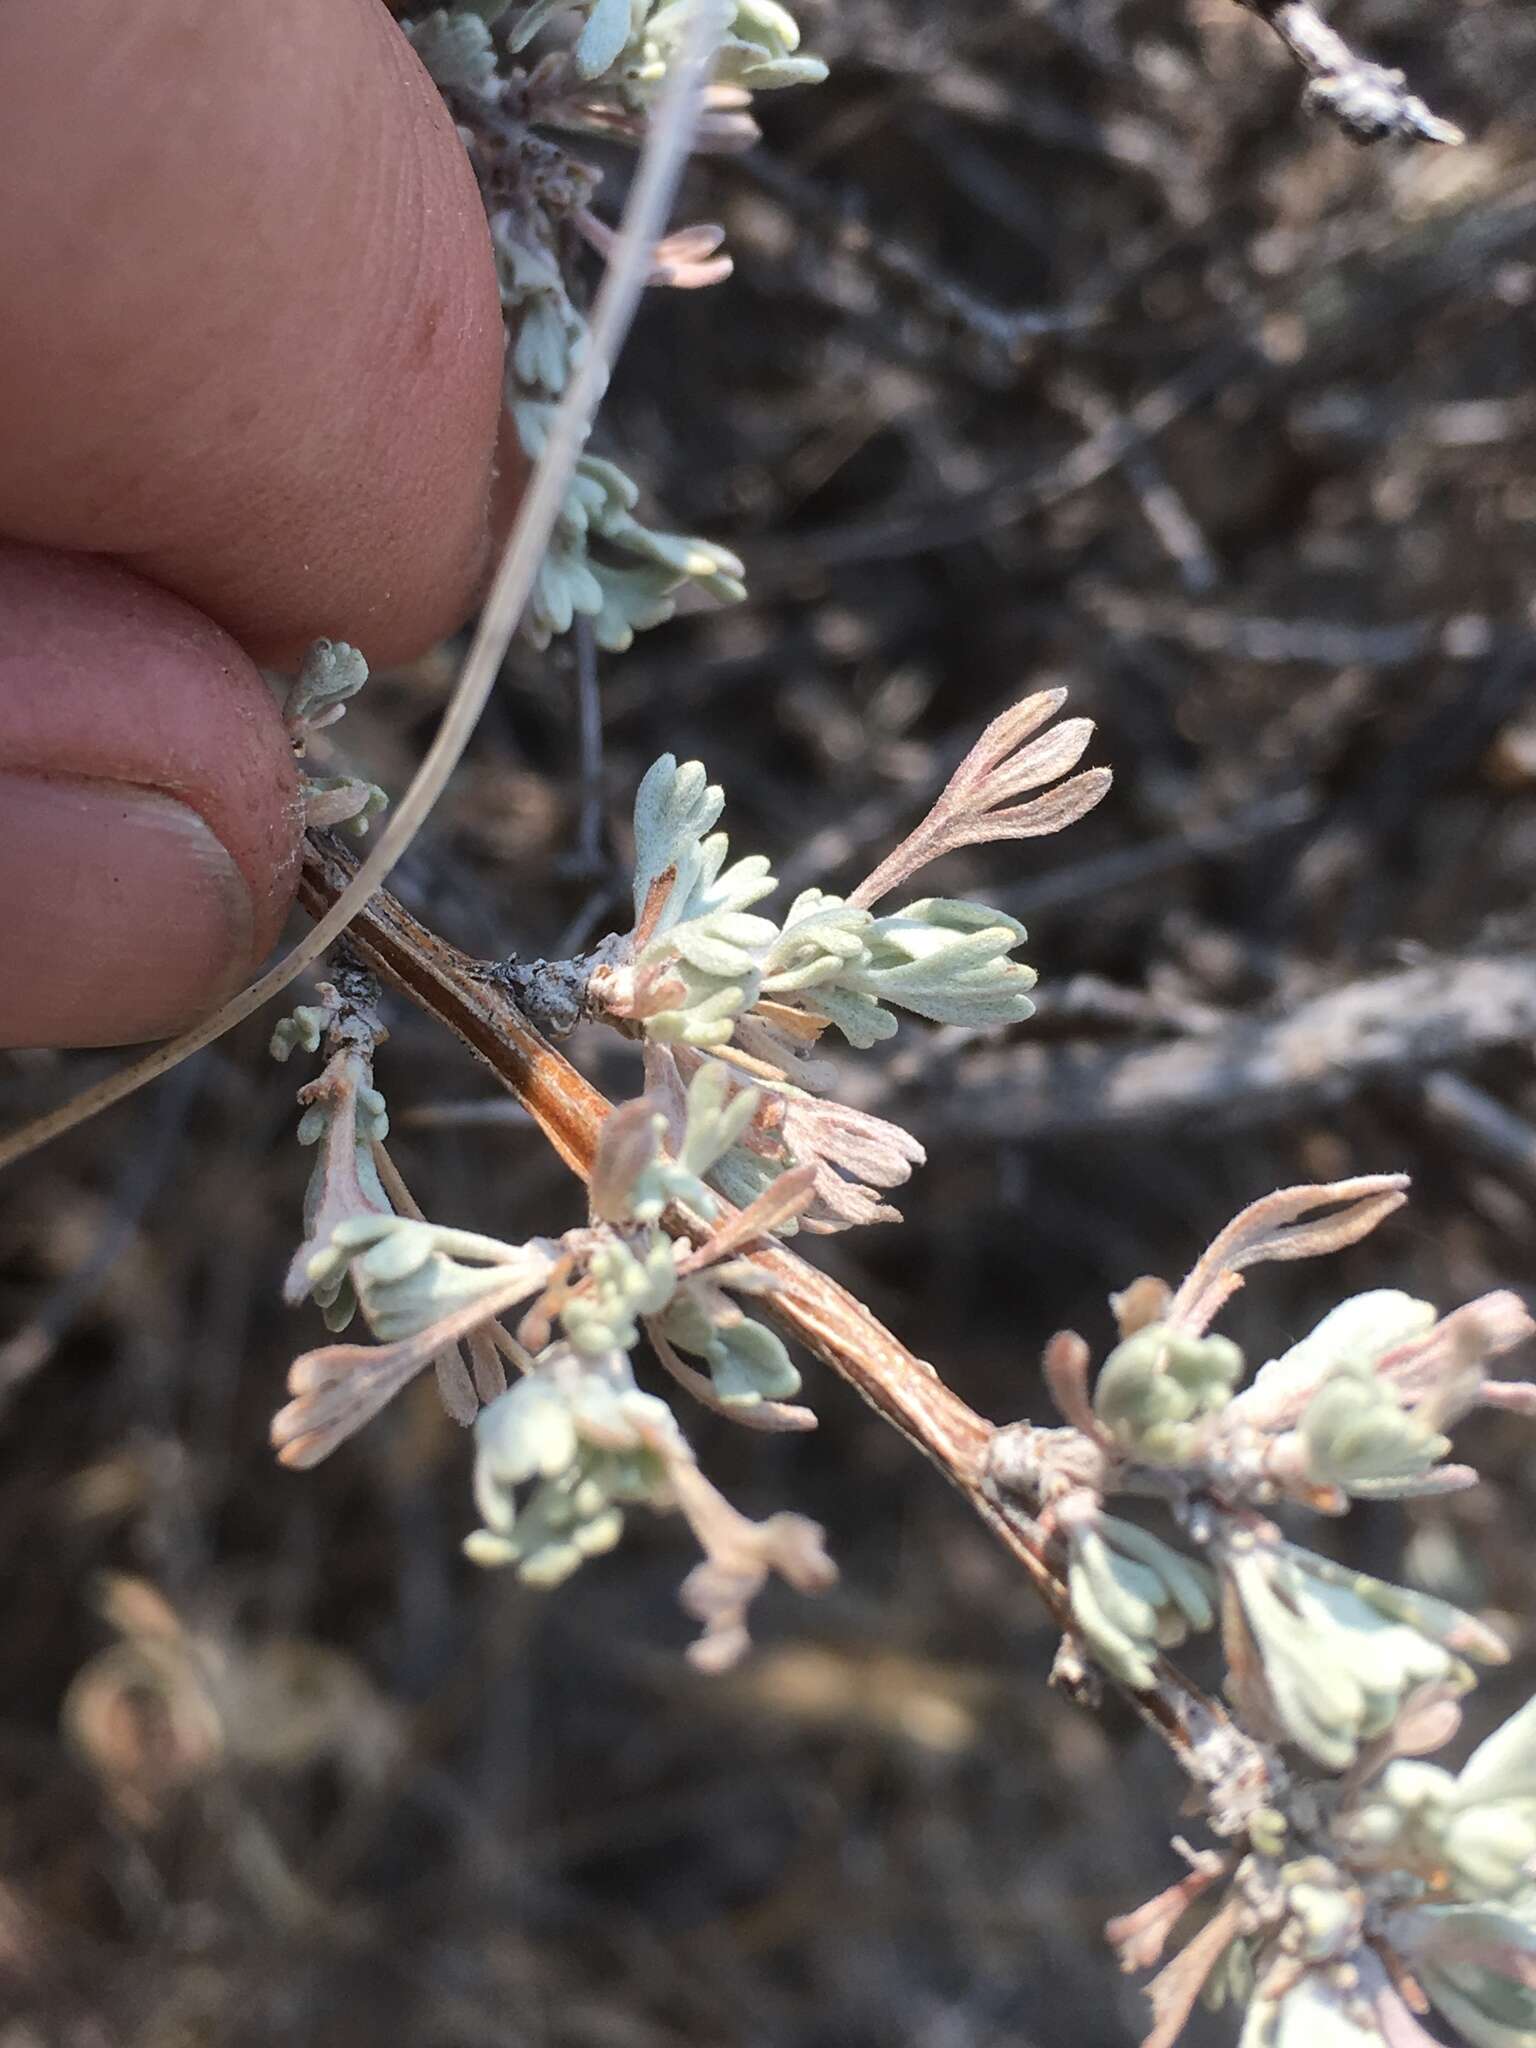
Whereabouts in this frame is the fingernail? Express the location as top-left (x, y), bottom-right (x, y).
top-left (0, 772), bottom-right (254, 1048)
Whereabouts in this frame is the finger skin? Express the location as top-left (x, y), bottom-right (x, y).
top-left (0, 545), bottom-right (303, 1048)
top-left (0, 0), bottom-right (507, 667)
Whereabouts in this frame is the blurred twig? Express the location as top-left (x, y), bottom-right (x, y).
top-left (874, 953), bottom-right (1536, 1143)
top-left (1236, 0), bottom-right (1465, 145)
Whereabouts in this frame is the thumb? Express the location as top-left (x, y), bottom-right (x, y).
top-left (0, 545), bottom-right (303, 1050)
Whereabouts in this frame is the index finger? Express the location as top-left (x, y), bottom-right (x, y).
top-left (0, 0), bottom-right (508, 666)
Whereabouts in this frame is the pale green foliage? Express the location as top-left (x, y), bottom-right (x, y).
top-left (1221, 1538), bottom-right (1492, 1772)
top-left (506, 0), bottom-right (829, 99)
top-left (630, 753), bottom-right (773, 929)
top-left (281, 637), bottom-right (386, 835)
top-left (510, 386), bottom-right (746, 651)
top-left (626, 754), bottom-right (1041, 1055)
top-left (462, 1340), bottom-right (832, 1664)
top-left (1092, 1323), bottom-right (1245, 1464)
top-left (1298, 1360), bottom-right (1451, 1495)
top-left (282, 637), bottom-right (370, 738)
top-left (657, 1289), bottom-right (801, 1405)
top-left (1242, 1291), bottom-right (1437, 1418)
top-left (269, 1004), bottom-right (332, 1063)
top-left (305, 1214), bottom-right (552, 1345)
top-left (420, 0), bottom-right (823, 650)
top-left (563, 1233), bottom-right (680, 1354)
top-left (402, 7), bottom-right (500, 89)
top-left (1062, 1509), bottom-right (1215, 1689)
top-left (590, 1061), bottom-right (759, 1224)
top-left (1385, 1899), bottom-right (1536, 2048)
top-left (466, 1355), bottom-right (679, 1584)
top-left (1336, 1696), bottom-right (1536, 1897)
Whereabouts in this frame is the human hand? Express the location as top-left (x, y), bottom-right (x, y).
top-left (0, 1), bottom-right (507, 1049)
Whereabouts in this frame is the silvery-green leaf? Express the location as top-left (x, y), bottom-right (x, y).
top-left (659, 1295), bottom-right (800, 1407)
top-left (270, 1003), bottom-right (330, 1062)
top-left (1300, 1368), bottom-right (1450, 1493)
top-left (1277, 1541), bottom-right (1508, 1664)
top-left (590, 562), bottom-right (678, 652)
top-left (563, 1233), bottom-right (678, 1355)
top-left (574, 0), bottom-right (633, 77)
top-left (494, 232), bottom-right (565, 296)
top-left (801, 982), bottom-right (898, 1048)
top-left (285, 638), bottom-right (370, 731)
top-left (1444, 1805), bottom-right (1536, 1897)
top-left (1067, 1540), bottom-right (1157, 1689)
top-left (514, 293), bottom-right (581, 395)
top-left (1099, 1515), bottom-right (1216, 1634)
top-left (1459, 1695), bottom-right (1536, 1808)
top-left (824, 897), bottom-right (1038, 1030)
top-left (1226, 1542), bottom-right (1483, 1769)
top-left (762, 893), bottom-right (872, 993)
top-left (688, 852), bottom-right (777, 923)
top-left (645, 983), bottom-right (750, 1048)
top-left (1228, 1555), bottom-right (1374, 1769)
top-left (665, 910), bottom-right (776, 980)
top-left (679, 1062), bottom-right (761, 1177)
top-left (316, 1217), bottom-right (550, 1346)
top-left (632, 755), bottom-right (725, 918)
top-left (468, 1358), bottom-right (681, 1585)
top-left (1243, 1290), bottom-right (1437, 1420)
top-left (1390, 1902), bottom-right (1536, 2048)
top-left (707, 1319), bottom-right (801, 1405)
top-left (578, 454), bottom-right (640, 511)
top-left (1065, 1516), bottom-right (1214, 1689)
top-left (1092, 1323), bottom-right (1244, 1463)
top-left (474, 1391), bottom-right (562, 1532)
top-left (728, 51), bottom-right (829, 87)
top-left (403, 9), bottom-right (498, 89)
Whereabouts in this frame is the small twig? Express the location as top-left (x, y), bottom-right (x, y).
top-left (0, 1056), bottom-right (205, 1414)
top-left (570, 617), bottom-right (606, 878)
top-left (298, 833), bottom-right (1257, 1792)
top-left (1236, 0), bottom-right (1465, 146)
top-left (866, 953), bottom-right (1536, 1143)
top-left (1416, 1071), bottom-right (1536, 1193)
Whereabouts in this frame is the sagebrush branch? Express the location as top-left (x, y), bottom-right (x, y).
top-left (297, 833), bottom-right (1255, 1793)
top-left (1237, 0), bottom-right (1465, 145)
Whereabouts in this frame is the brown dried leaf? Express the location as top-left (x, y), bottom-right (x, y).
top-left (678, 1164), bottom-right (818, 1268)
top-left (1168, 1176), bottom-right (1410, 1333)
top-left (1139, 1896), bottom-right (1246, 2048)
top-left (849, 688), bottom-right (1107, 907)
top-left (1043, 1330), bottom-right (1101, 1440)
top-left (273, 1272), bottom-right (540, 1468)
top-left (669, 1458), bottom-right (837, 1671)
top-left (589, 1097), bottom-right (662, 1224)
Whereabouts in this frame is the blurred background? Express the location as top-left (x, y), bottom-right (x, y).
top-left (5, 0), bottom-right (1536, 2040)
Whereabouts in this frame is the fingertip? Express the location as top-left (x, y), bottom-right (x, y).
top-left (0, 0), bottom-right (508, 668)
top-left (0, 546), bottom-right (303, 1048)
